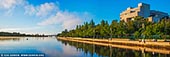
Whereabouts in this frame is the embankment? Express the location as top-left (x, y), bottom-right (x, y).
top-left (57, 37), bottom-right (170, 54)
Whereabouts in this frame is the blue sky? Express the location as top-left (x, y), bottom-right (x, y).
top-left (0, 0), bottom-right (169, 35)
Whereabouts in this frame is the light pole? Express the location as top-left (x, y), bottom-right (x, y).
top-left (93, 29), bottom-right (95, 41)
top-left (164, 19), bottom-right (167, 41)
top-left (110, 28), bottom-right (112, 41)
top-left (142, 22), bottom-right (145, 43)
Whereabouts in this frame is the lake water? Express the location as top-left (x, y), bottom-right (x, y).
top-left (0, 37), bottom-right (169, 57)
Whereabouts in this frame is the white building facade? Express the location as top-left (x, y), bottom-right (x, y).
top-left (120, 3), bottom-right (169, 22)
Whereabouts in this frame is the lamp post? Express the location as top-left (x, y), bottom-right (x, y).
top-left (93, 29), bottom-right (95, 41)
top-left (110, 28), bottom-right (112, 41)
top-left (164, 19), bottom-right (167, 41)
top-left (142, 21), bottom-right (145, 43)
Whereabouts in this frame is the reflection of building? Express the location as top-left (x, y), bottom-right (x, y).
top-left (120, 3), bottom-right (169, 22)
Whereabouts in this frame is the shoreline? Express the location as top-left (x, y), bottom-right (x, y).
top-left (0, 36), bottom-right (49, 38)
top-left (57, 37), bottom-right (170, 54)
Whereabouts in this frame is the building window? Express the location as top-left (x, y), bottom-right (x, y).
top-left (130, 11), bottom-right (135, 13)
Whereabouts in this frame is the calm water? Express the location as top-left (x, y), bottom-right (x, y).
top-left (0, 37), bottom-right (169, 57)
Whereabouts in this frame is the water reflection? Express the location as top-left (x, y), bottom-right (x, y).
top-left (58, 39), bottom-right (170, 57)
top-left (0, 38), bottom-right (20, 41)
top-left (0, 37), bottom-right (169, 57)
top-left (0, 37), bottom-right (89, 57)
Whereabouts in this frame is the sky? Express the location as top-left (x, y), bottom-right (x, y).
top-left (0, 0), bottom-right (169, 35)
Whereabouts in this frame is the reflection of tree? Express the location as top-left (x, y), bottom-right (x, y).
top-left (58, 39), bottom-right (170, 57)
top-left (0, 38), bottom-right (20, 41)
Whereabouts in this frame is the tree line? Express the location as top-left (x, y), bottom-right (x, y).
top-left (57, 16), bottom-right (170, 39)
top-left (0, 32), bottom-right (47, 37)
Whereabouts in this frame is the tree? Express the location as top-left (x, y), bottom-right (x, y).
top-left (110, 20), bottom-right (118, 38)
top-left (142, 25), bottom-right (153, 39)
top-left (134, 31), bottom-right (140, 39)
top-left (57, 16), bottom-right (170, 40)
top-left (116, 21), bottom-right (127, 38)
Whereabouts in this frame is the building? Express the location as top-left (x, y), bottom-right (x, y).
top-left (120, 3), bottom-right (169, 22)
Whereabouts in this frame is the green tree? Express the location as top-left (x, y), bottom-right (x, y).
top-left (134, 31), bottom-right (140, 39)
top-left (110, 20), bottom-right (118, 38)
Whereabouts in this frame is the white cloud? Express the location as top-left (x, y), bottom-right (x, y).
top-left (0, 0), bottom-right (17, 9)
top-left (0, 0), bottom-right (25, 16)
top-left (0, 0), bottom-right (25, 10)
top-left (36, 3), bottom-right (58, 17)
top-left (35, 2), bottom-right (93, 30)
top-left (0, 26), bottom-right (44, 34)
top-left (24, 5), bottom-right (36, 15)
top-left (24, 2), bottom-right (58, 17)
top-left (0, 27), bottom-right (41, 32)
top-left (0, 0), bottom-right (93, 34)
top-left (0, 0), bottom-right (91, 30)
top-left (24, 2), bottom-right (88, 30)
top-left (38, 11), bottom-right (82, 30)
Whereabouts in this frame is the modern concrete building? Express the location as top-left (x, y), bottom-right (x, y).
top-left (120, 3), bottom-right (169, 22)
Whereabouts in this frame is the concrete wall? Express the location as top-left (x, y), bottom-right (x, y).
top-left (138, 3), bottom-right (150, 18)
top-left (120, 3), bottom-right (168, 22)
